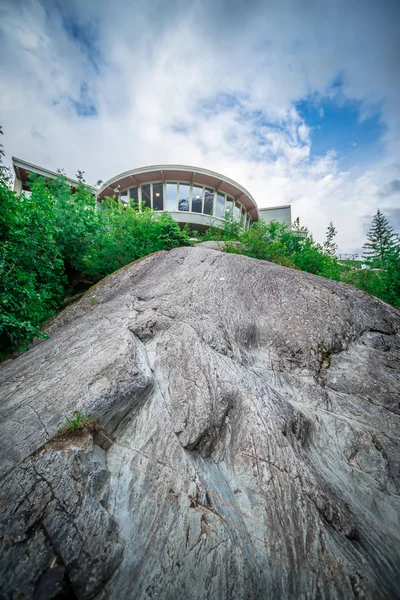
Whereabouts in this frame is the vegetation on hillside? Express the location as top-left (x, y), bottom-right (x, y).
top-left (217, 216), bottom-right (399, 308)
top-left (0, 127), bottom-right (398, 358)
top-left (0, 129), bottom-right (190, 357)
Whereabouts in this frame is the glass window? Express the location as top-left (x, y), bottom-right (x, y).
top-left (166, 183), bottom-right (177, 210)
top-left (178, 183), bottom-right (190, 211)
top-left (216, 193), bottom-right (225, 218)
top-left (225, 197), bottom-right (233, 217)
top-left (192, 186), bottom-right (203, 213)
top-left (120, 190), bottom-right (128, 204)
top-left (141, 184), bottom-right (151, 209)
top-left (240, 208), bottom-right (246, 227)
top-left (234, 203), bottom-right (241, 221)
top-left (130, 187), bottom-right (139, 204)
top-left (204, 188), bottom-right (214, 215)
top-left (152, 182), bottom-right (164, 211)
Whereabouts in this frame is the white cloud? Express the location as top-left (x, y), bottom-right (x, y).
top-left (0, 0), bottom-right (399, 252)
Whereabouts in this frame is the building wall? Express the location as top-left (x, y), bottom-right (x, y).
top-left (258, 206), bottom-right (291, 227)
top-left (13, 176), bottom-right (22, 195)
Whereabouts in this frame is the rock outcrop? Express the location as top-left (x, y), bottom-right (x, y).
top-left (0, 244), bottom-right (399, 599)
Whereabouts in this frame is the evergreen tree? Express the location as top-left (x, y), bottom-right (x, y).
top-left (363, 209), bottom-right (399, 266)
top-left (323, 221), bottom-right (338, 256)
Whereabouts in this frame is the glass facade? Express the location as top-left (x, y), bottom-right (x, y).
top-left (152, 182), bottom-right (163, 211)
top-left (225, 197), bottom-right (233, 217)
top-left (204, 188), bottom-right (214, 215)
top-left (216, 193), bottom-right (225, 218)
top-left (192, 186), bottom-right (203, 213)
top-left (130, 187), bottom-right (139, 204)
top-left (119, 179), bottom-right (253, 227)
top-left (178, 183), bottom-right (190, 211)
top-left (141, 184), bottom-right (151, 209)
top-left (166, 183), bottom-right (177, 210)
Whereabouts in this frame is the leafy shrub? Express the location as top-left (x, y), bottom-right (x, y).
top-left (0, 142), bottom-right (190, 356)
top-left (82, 200), bottom-right (190, 279)
top-left (0, 174), bottom-right (66, 357)
top-left (223, 220), bottom-right (342, 278)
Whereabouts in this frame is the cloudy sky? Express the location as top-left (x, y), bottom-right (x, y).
top-left (1, 0), bottom-right (399, 253)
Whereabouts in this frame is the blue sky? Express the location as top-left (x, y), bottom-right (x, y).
top-left (296, 97), bottom-right (385, 167)
top-left (0, 0), bottom-right (399, 252)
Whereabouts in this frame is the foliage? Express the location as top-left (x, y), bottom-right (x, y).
top-left (363, 209), bottom-right (399, 266)
top-left (0, 129), bottom-right (191, 357)
top-left (65, 410), bottom-right (87, 430)
top-left (0, 155), bottom-right (66, 357)
top-left (64, 410), bottom-right (98, 432)
top-left (223, 220), bottom-right (342, 278)
top-left (323, 221), bottom-right (338, 256)
top-left (343, 244), bottom-right (400, 307)
top-left (82, 200), bottom-right (190, 278)
top-left (50, 411), bottom-right (99, 444)
top-left (201, 215), bottom-right (243, 242)
top-left (46, 171), bottom-right (102, 278)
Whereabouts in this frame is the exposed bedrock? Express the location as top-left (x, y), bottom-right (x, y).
top-left (0, 244), bottom-right (399, 599)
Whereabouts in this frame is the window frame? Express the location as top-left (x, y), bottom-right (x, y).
top-left (118, 180), bottom-right (249, 226)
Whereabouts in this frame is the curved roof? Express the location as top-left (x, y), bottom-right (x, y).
top-left (98, 164), bottom-right (259, 221)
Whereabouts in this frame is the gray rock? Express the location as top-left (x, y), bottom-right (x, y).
top-left (0, 246), bottom-right (399, 599)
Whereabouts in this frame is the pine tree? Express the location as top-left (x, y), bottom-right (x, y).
top-left (323, 221), bottom-right (338, 256)
top-left (363, 209), bottom-right (399, 266)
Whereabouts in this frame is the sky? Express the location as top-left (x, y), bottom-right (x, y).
top-left (0, 0), bottom-right (399, 254)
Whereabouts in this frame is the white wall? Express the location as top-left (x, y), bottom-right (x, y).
top-left (258, 206), bottom-right (291, 227)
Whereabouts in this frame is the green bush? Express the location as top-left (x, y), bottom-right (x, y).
top-left (0, 175), bottom-right (66, 357)
top-left (82, 201), bottom-right (190, 279)
top-left (0, 133), bottom-right (190, 356)
top-left (223, 220), bottom-right (341, 278)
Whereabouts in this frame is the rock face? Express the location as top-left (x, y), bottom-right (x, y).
top-left (0, 244), bottom-right (399, 599)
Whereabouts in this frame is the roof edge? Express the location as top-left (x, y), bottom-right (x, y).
top-left (12, 157), bottom-right (96, 191)
top-left (99, 164), bottom-right (258, 208)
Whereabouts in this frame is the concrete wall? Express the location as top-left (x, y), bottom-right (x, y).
top-left (169, 211), bottom-right (223, 231)
top-left (13, 177), bottom-right (22, 195)
top-left (258, 205), bottom-right (291, 227)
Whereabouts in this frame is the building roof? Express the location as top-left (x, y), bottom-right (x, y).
top-left (12, 157), bottom-right (96, 192)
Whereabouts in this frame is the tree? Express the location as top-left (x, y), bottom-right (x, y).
top-left (0, 160), bottom-right (66, 357)
top-left (323, 221), bottom-right (338, 256)
top-left (363, 209), bottom-right (399, 266)
top-left (292, 217), bottom-right (309, 236)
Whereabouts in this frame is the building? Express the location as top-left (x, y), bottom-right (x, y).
top-left (12, 158), bottom-right (291, 231)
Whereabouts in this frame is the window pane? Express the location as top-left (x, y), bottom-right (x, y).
top-left (216, 193), bottom-right (225, 218)
top-left (204, 188), bottom-right (214, 215)
top-left (153, 182), bottom-right (164, 211)
top-left (234, 203), bottom-right (241, 221)
top-left (192, 186), bottom-right (203, 213)
top-left (130, 187), bottom-right (139, 204)
top-left (225, 197), bottom-right (233, 217)
top-left (166, 183), bottom-right (177, 210)
top-left (178, 183), bottom-right (190, 211)
top-left (120, 190), bottom-right (128, 204)
top-left (240, 208), bottom-right (246, 226)
top-left (141, 184), bottom-right (151, 209)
